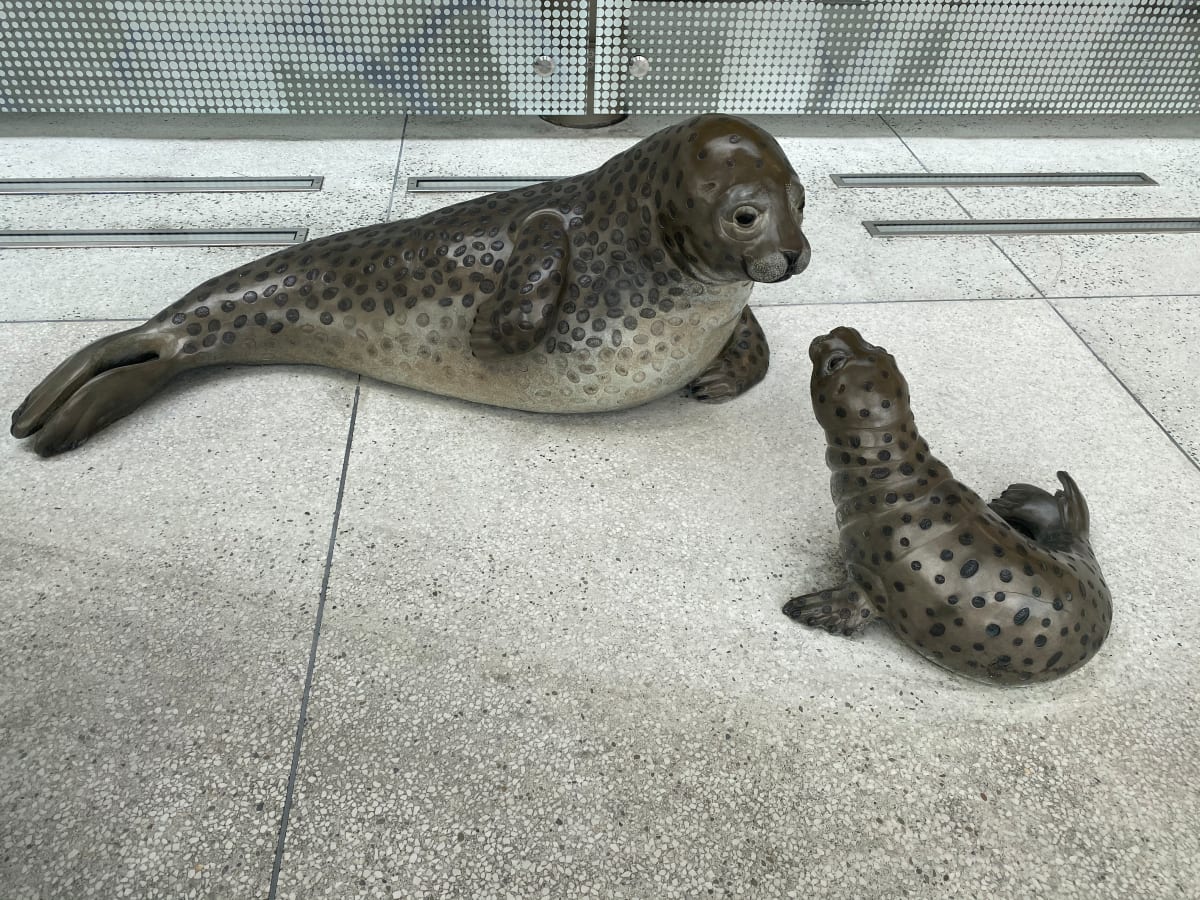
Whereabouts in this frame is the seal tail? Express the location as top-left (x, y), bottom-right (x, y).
top-left (988, 471), bottom-right (1091, 552)
top-left (11, 327), bottom-right (176, 456)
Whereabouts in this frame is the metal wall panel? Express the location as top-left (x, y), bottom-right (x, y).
top-left (0, 1), bottom-right (589, 114)
top-left (597, 0), bottom-right (1199, 114)
top-left (0, 1), bottom-right (1195, 115)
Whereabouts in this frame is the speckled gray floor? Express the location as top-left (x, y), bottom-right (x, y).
top-left (1, 115), bottom-right (1198, 900)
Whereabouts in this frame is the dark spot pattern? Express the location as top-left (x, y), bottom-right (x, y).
top-left (793, 325), bottom-right (1114, 685)
top-left (7, 116), bottom-right (815, 456)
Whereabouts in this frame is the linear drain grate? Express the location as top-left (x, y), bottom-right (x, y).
top-left (0, 177), bottom-right (324, 195)
top-left (832, 172), bottom-right (1157, 188)
top-left (0, 228), bottom-right (309, 248)
top-left (407, 176), bottom-right (546, 192)
top-left (863, 218), bottom-right (1200, 237)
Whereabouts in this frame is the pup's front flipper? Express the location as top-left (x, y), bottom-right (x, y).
top-left (469, 210), bottom-right (568, 359)
top-left (687, 306), bottom-right (770, 402)
top-left (783, 584), bottom-right (874, 636)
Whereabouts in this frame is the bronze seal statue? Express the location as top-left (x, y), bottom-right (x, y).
top-left (11, 114), bottom-right (809, 456)
top-left (784, 326), bottom-right (1112, 685)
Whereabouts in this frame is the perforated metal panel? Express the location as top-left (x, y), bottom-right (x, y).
top-left (0, 1), bottom-right (589, 114)
top-left (598, 0), bottom-right (1199, 114)
top-left (0, 1), bottom-right (1195, 115)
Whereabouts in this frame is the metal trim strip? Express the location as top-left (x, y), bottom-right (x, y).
top-left (863, 218), bottom-right (1200, 237)
top-left (0, 177), bottom-right (324, 195)
top-left (832, 172), bottom-right (1158, 188)
top-left (0, 228), bottom-right (310, 248)
top-left (406, 176), bottom-right (546, 192)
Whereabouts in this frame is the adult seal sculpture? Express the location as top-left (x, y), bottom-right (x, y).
top-left (11, 114), bottom-right (809, 456)
top-left (784, 327), bottom-right (1112, 685)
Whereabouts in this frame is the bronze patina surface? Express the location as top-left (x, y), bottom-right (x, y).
top-left (12, 114), bottom-right (809, 456)
top-left (785, 326), bottom-right (1112, 685)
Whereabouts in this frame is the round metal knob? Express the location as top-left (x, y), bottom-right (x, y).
top-left (629, 56), bottom-right (650, 79)
top-left (533, 56), bottom-right (555, 78)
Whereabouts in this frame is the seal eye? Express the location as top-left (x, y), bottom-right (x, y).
top-left (733, 206), bottom-right (759, 228)
top-left (825, 352), bottom-right (848, 374)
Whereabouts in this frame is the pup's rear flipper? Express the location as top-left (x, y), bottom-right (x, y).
top-left (11, 329), bottom-right (175, 456)
top-left (988, 471), bottom-right (1090, 551)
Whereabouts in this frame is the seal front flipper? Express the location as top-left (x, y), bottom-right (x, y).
top-left (988, 471), bottom-right (1090, 552)
top-left (469, 209), bottom-right (568, 360)
top-left (782, 584), bottom-right (874, 636)
top-left (687, 306), bottom-right (770, 402)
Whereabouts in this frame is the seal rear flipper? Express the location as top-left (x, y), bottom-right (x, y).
top-left (11, 327), bottom-right (163, 439)
top-left (1054, 470), bottom-right (1091, 540)
top-left (988, 472), bottom-right (1091, 551)
top-left (687, 306), bottom-right (769, 403)
top-left (782, 584), bottom-right (874, 636)
top-left (469, 210), bottom-right (568, 360)
top-left (987, 482), bottom-right (1057, 540)
top-left (28, 355), bottom-right (178, 456)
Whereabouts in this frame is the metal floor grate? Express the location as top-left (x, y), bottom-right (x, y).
top-left (0, 228), bottom-right (310, 248)
top-left (863, 218), bottom-right (1200, 237)
top-left (832, 172), bottom-right (1157, 188)
top-left (0, 177), bottom-right (324, 195)
top-left (406, 176), bottom-right (546, 192)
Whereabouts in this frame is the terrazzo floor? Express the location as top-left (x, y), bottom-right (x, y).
top-left (1, 114), bottom-right (1198, 900)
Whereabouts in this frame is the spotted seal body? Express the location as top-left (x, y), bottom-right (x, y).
top-left (784, 327), bottom-right (1112, 685)
top-left (11, 114), bottom-right (809, 456)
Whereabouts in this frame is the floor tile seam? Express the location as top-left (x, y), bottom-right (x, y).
top-left (878, 113), bottom-right (932, 176)
top-left (4, 292), bottom-right (1193, 328)
top-left (980, 235), bottom-right (1048, 298)
top-left (1046, 300), bottom-right (1200, 475)
top-left (754, 291), bottom-right (1200, 310)
top-left (876, 115), bottom-right (1051, 298)
top-left (930, 191), bottom-right (1050, 299)
top-left (1042, 292), bottom-right (1200, 302)
top-left (928, 187), bottom-right (1052, 301)
top-left (383, 115), bottom-right (411, 223)
top-left (267, 377), bottom-right (362, 900)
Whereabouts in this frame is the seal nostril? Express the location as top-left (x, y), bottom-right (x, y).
top-left (784, 248), bottom-right (810, 274)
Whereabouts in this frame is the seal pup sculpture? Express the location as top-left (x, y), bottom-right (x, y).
top-left (11, 114), bottom-right (809, 456)
top-left (784, 327), bottom-right (1112, 685)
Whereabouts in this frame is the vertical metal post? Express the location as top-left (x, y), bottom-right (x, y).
top-left (585, 0), bottom-right (598, 115)
top-left (540, 0), bottom-right (628, 128)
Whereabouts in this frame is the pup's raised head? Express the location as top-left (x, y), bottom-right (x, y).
top-left (809, 326), bottom-right (911, 433)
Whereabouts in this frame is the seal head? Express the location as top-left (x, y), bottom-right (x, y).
top-left (809, 327), bottom-right (910, 433)
top-left (654, 115), bottom-right (810, 285)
